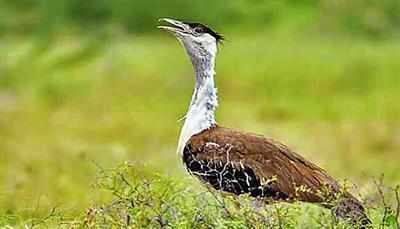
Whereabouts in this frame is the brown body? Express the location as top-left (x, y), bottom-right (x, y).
top-left (183, 125), bottom-right (371, 227)
top-left (183, 125), bottom-right (341, 204)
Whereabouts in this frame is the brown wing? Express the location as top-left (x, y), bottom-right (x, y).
top-left (184, 125), bottom-right (340, 203)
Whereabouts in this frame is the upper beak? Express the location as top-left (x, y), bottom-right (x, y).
top-left (157, 18), bottom-right (189, 34)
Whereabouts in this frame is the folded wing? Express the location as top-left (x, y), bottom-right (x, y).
top-left (184, 126), bottom-right (340, 203)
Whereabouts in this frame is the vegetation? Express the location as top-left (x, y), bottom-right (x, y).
top-left (1, 163), bottom-right (399, 228)
top-left (1, 0), bottom-right (400, 37)
top-left (0, 0), bottom-right (399, 227)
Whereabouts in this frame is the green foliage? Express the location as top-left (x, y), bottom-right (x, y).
top-left (385, 214), bottom-right (398, 229)
top-left (1, 0), bottom-right (399, 38)
top-left (320, 0), bottom-right (400, 38)
top-left (15, 163), bottom-right (398, 228)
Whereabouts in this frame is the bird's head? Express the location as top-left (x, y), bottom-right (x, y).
top-left (158, 18), bottom-right (223, 61)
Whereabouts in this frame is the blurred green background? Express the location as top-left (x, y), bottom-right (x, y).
top-left (1, 0), bottom-right (399, 224)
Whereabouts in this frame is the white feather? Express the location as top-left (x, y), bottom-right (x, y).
top-left (177, 76), bottom-right (218, 155)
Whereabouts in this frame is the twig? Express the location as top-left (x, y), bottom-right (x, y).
top-left (207, 187), bottom-right (233, 219)
top-left (374, 175), bottom-right (388, 229)
top-left (119, 172), bottom-right (133, 188)
top-left (30, 207), bottom-right (59, 228)
top-left (90, 159), bottom-right (106, 174)
top-left (274, 205), bottom-right (283, 229)
top-left (394, 185), bottom-right (400, 229)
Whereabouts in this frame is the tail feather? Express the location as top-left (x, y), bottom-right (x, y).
top-left (332, 196), bottom-right (372, 228)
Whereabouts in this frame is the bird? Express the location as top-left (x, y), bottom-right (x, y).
top-left (158, 18), bottom-right (371, 227)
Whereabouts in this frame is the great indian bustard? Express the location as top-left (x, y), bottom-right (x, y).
top-left (158, 18), bottom-right (371, 227)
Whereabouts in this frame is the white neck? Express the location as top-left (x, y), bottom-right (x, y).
top-left (177, 54), bottom-right (218, 155)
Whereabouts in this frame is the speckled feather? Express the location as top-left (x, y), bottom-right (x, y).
top-left (184, 125), bottom-right (341, 203)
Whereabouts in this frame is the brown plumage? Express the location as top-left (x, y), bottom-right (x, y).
top-left (183, 125), bottom-right (371, 227)
top-left (184, 125), bottom-right (339, 202)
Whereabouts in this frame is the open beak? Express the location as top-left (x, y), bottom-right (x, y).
top-left (157, 18), bottom-right (190, 35)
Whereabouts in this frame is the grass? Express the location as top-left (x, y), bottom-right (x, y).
top-left (2, 163), bottom-right (398, 228)
top-left (0, 31), bottom-right (399, 227)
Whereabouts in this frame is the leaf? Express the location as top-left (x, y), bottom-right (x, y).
top-left (385, 214), bottom-right (398, 229)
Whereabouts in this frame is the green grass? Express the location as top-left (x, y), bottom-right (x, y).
top-left (1, 163), bottom-right (397, 228)
top-left (0, 32), bottom-right (399, 227)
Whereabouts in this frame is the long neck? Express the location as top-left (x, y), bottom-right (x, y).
top-left (177, 54), bottom-right (218, 155)
top-left (189, 54), bottom-right (218, 121)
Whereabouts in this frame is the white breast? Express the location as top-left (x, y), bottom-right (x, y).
top-left (177, 76), bottom-right (218, 155)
